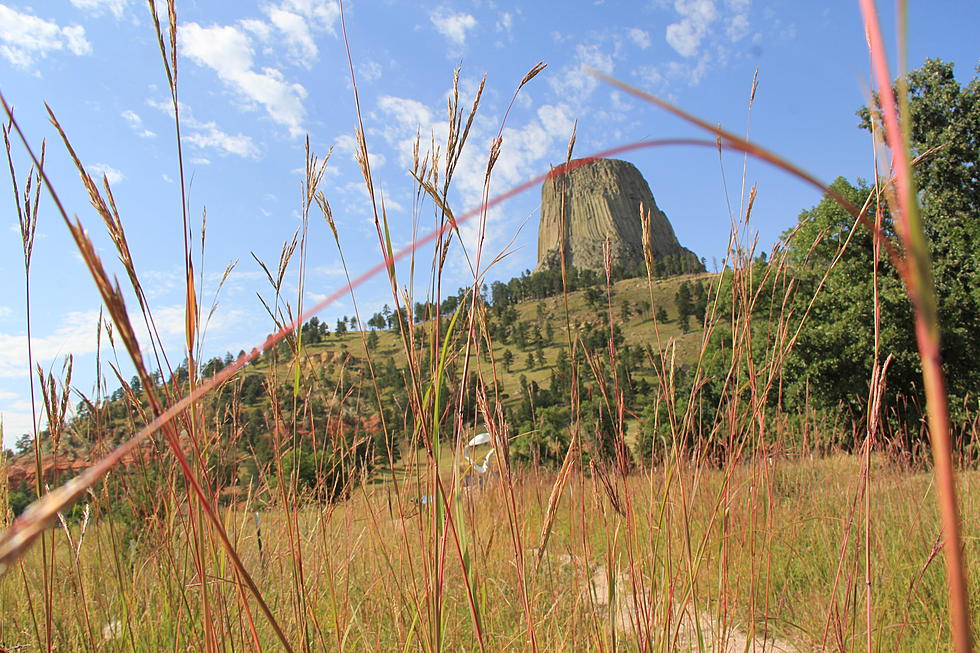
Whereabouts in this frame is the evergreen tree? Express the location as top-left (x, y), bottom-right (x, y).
top-left (675, 282), bottom-right (693, 319)
top-left (502, 349), bottom-right (514, 372)
top-left (620, 299), bottom-right (632, 320)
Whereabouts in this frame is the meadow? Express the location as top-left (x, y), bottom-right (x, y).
top-left (3, 450), bottom-right (978, 650)
top-left (1, 1), bottom-right (977, 651)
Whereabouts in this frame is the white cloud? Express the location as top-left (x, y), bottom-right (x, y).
top-left (86, 163), bottom-right (125, 185)
top-left (358, 60), bottom-right (382, 82)
top-left (723, 0), bottom-right (751, 42)
top-left (275, 0), bottom-right (339, 32)
top-left (0, 4), bottom-right (91, 69)
top-left (635, 65), bottom-right (663, 88)
top-left (378, 96), bottom-right (433, 129)
top-left (148, 97), bottom-right (260, 158)
top-left (0, 306), bottom-right (11, 319)
top-left (190, 157), bottom-right (211, 165)
top-left (306, 291), bottom-right (329, 304)
top-left (665, 0), bottom-right (718, 58)
top-left (140, 269), bottom-right (178, 300)
top-left (640, 0), bottom-right (752, 88)
top-left (69, 0), bottom-right (129, 19)
top-left (376, 85), bottom-right (576, 260)
top-left (338, 179), bottom-right (402, 214)
top-left (430, 7), bottom-right (477, 46)
top-left (266, 6), bottom-right (317, 63)
top-left (121, 109), bottom-right (156, 138)
top-left (240, 18), bottom-right (273, 41)
top-left (627, 28), bottom-right (651, 49)
top-left (1, 407), bottom-right (37, 445)
top-left (0, 310), bottom-right (102, 379)
top-left (242, 0), bottom-right (339, 66)
top-left (0, 302), bottom-right (247, 383)
top-left (333, 133), bottom-right (385, 168)
top-left (179, 22), bottom-right (307, 137)
top-left (496, 11), bottom-right (513, 34)
top-left (726, 13), bottom-right (750, 42)
top-left (313, 262), bottom-right (345, 277)
top-left (548, 43), bottom-right (614, 104)
top-left (184, 121), bottom-right (260, 158)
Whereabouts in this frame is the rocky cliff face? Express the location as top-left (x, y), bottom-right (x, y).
top-left (537, 158), bottom-right (693, 272)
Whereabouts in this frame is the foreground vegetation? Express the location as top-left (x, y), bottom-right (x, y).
top-left (1, 3), bottom-right (978, 652)
top-left (2, 453), bottom-right (978, 651)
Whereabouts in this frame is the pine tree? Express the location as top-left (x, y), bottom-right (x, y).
top-left (502, 349), bottom-right (514, 372)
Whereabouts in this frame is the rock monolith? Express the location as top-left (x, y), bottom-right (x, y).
top-left (537, 158), bottom-right (694, 272)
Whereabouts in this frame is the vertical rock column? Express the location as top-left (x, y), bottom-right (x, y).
top-left (537, 158), bottom-right (689, 272)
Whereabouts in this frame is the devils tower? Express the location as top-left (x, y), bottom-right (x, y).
top-left (536, 158), bottom-right (697, 273)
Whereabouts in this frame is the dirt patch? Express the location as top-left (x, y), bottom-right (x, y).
top-left (543, 551), bottom-right (805, 652)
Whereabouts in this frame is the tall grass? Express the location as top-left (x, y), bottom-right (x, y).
top-left (0, 1), bottom-right (975, 651)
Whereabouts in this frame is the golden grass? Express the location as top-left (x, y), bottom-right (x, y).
top-left (0, 2), bottom-right (973, 651)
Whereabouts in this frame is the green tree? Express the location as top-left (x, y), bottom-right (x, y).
top-left (367, 312), bottom-right (386, 330)
top-left (859, 59), bottom-right (980, 406)
top-left (675, 282), bottom-right (693, 319)
top-left (512, 404), bottom-right (571, 467)
top-left (767, 178), bottom-right (916, 414)
top-left (620, 299), bottom-right (632, 320)
top-left (502, 349), bottom-right (514, 372)
top-left (678, 313), bottom-right (690, 333)
top-left (584, 286), bottom-right (603, 310)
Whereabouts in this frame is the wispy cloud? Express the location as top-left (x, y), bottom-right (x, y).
top-left (333, 133), bottom-right (385, 168)
top-left (495, 11), bottom-right (513, 36)
top-left (641, 0), bottom-right (753, 89)
top-left (0, 310), bottom-right (105, 379)
top-left (184, 121), bottom-right (259, 158)
top-left (627, 28), bottom-right (651, 49)
top-left (358, 60), bottom-right (382, 82)
top-left (0, 303), bottom-right (247, 381)
top-left (548, 43), bottom-right (614, 104)
top-left (725, 0), bottom-right (751, 42)
top-left (376, 82), bottom-right (575, 261)
top-left (69, 0), bottom-right (129, 19)
top-left (86, 163), bottom-right (125, 185)
top-left (430, 7), bottom-right (477, 47)
top-left (148, 98), bottom-right (260, 158)
top-left (0, 4), bottom-right (91, 70)
top-left (121, 109), bottom-right (156, 138)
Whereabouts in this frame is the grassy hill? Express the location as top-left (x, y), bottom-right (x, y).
top-left (5, 271), bottom-right (716, 498)
top-left (281, 272), bottom-right (712, 402)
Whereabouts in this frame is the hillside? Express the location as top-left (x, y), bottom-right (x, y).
top-left (5, 271), bottom-right (716, 501)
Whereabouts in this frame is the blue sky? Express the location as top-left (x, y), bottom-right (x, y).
top-left (0, 0), bottom-right (977, 447)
